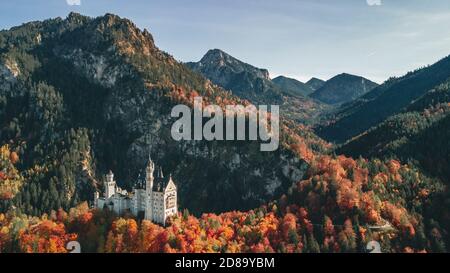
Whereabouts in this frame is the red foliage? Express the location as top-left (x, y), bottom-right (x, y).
top-left (19, 220), bottom-right (77, 253)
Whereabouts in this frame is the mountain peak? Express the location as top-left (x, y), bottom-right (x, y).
top-left (97, 13), bottom-right (133, 28)
top-left (310, 73), bottom-right (378, 105)
top-left (309, 77), bottom-right (323, 81)
top-left (335, 73), bottom-right (362, 80)
top-left (64, 13), bottom-right (137, 34)
top-left (306, 77), bottom-right (325, 91)
top-left (272, 76), bottom-right (314, 97)
top-left (67, 12), bottom-right (87, 20)
top-left (66, 12), bottom-right (91, 24)
top-left (204, 48), bottom-right (229, 58)
top-left (78, 13), bottom-right (156, 55)
top-left (273, 75), bottom-right (296, 82)
top-left (192, 49), bottom-right (270, 82)
top-left (200, 48), bottom-right (233, 67)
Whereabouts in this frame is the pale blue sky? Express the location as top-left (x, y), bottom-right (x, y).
top-left (1, 0), bottom-right (450, 83)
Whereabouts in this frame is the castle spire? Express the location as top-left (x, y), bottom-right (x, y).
top-left (146, 153), bottom-right (155, 171)
top-left (145, 153), bottom-right (155, 194)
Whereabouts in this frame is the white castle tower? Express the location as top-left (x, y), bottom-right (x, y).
top-left (104, 170), bottom-right (116, 199)
top-left (94, 154), bottom-right (178, 225)
top-left (145, 155), bottom-right (155, 222)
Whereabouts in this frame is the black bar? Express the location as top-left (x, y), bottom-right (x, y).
top-left (2, 253), bottom-right (448, 272)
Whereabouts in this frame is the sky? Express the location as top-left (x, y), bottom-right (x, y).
top-left (1, 0), bottom-right (450, 83)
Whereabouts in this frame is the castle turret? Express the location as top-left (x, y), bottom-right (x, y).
top-left (145, 155), bottom-right (155, 221)
top-left (162, 174), bottom-right (177, 225)
top-left (146, 155), bottom-right (155, 194)
top-left (94, 191), bottom-right (100, 207)
top-left (105, 170), bottom-right (116, 199)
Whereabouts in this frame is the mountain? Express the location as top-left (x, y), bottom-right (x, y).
top-left (338, 79), bottom-right (450, 181)
top-left (310, 73), bottom-right (378, 105)
top-left (306, 77), bottom-right (325, 91)
top-left (186, 49), bottom-right (279, 103)
top-left (272, 75), bottom-right (314, 97)
top-left (0, 13), bottom-right (327, 216)
top-left (318, 55), bottom-right (450, 143)
top-left (187, 49), bottom-right (330, 123)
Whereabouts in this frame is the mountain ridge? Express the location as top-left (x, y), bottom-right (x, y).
top-left (318, 54), bottom-right (450, 143)
top-left (310, 73), bottom-right (378, 105)
top-left (337, 79), bottom-right (450, 181)
top-left (306, 77), bottom-right (325, 91)
top-left (272, 75), bottom-right (314, 97)
top-left (187, 48), bottom-right (331, 123)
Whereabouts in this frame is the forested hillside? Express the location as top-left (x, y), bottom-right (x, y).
top-left (338, 79), bottom-right (450, 182)
top-left (1, 155), bottom-right (447, 253)
top-left (318, 55), bottom-right (450, 143)
top-left (0, 13), bottom-right (329, 217)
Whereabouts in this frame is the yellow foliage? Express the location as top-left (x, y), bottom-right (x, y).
top-left (0, 145), bottom-right (23, 200)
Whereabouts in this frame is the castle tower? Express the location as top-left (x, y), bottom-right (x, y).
top-left (145, 155), bottom-right (155, 221)
top-left (104, 170), bottom-right (116, 199)
top-left (162, 174), bottom-right (178, 225)
top-left (145, 155), bottom-right (155, 194)
top-left (94, 191), bottom-right (100, 207)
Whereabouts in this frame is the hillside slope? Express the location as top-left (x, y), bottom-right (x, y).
top-left (318, 55), bottom-right (450, 143)
top-left (338, 79), bottom-right (450, 181)
top-left (0, 13), bottom-right (327, 216)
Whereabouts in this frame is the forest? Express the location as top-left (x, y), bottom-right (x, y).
top-left (1, 153), bottom-right (448, 253)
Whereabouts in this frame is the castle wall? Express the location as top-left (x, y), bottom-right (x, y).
top-left (151, 192), bottom-right (164, 224)
top-left (132, 189), bottom-right (146, 215)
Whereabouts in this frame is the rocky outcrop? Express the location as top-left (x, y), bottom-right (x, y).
top-left (0, 59), bottom-right (19, 92)
top-left (186, 49), bottom-right (277, 103)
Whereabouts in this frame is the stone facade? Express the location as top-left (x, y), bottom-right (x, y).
top-left (94, 157), bottom-right (177, 225)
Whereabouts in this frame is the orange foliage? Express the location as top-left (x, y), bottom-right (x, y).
top-left (19, 220), bottom-right (77, 253)
top-left (290, 142), bottom-right (314, 163)
top-left (9, 152), bottom-right (19, 164)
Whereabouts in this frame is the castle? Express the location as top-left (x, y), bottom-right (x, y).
top-left (94, 157), bottom-right (178, 225)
